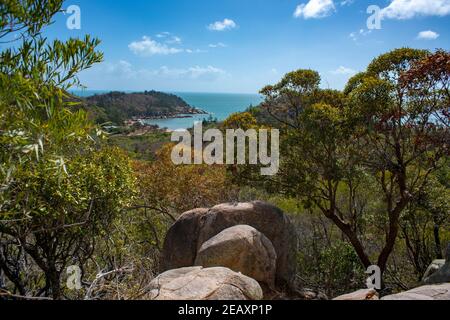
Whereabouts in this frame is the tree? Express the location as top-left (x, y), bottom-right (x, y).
top-left (399, 170), bottom-right (450, 279)
top-left (0, 0), bottom-right (135, 299)
top-left (347, 48), bottom-right (449, 274)
top-left (261, 70), bottom-right (374, 269)
top-left (260, 49), bottom-right (449, 278)
top-left (396, 49), bottom-right (450, 273)
top-left (223, 112), bottom-right (258, 130)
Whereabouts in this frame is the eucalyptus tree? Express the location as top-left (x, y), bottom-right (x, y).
top-left (261, 70), bottom-right (374, 269)
top-left (346, 48), bottom-right (449, 274)
top-left (260, 49), bottom-right (449, 278)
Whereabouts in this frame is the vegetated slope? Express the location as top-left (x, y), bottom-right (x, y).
top-left (81, 91), bottom-right (204, 125)
top-left (108, 131), bottom-right (171, 161)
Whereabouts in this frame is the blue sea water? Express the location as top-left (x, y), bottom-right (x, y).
top-left (71, 90), bottom-right (263, 130)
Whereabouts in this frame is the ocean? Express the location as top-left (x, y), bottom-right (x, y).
top-left (71, 90), bottom-right (263, 130)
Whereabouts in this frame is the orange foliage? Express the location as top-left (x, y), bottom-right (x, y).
top-left (132, 143), bottom-right (236, 217)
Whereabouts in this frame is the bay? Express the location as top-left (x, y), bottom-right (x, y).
top-left (71, 90), bottom-right (263, 130)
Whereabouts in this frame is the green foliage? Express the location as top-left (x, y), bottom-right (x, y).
top-left (81, 91), bottom-right (200, 125)
top-left (1, 1), bottom-right (448, 299)
top-left (346, 76), bottom-right (394, 127)
top-left (223, 112), bottom-right (258, 130)
top-left (1, 0), bottom-right (103, 90)
top-left (257, 48), bottom-right (450, 283)
top-left (1, 36), bottom-right (103, 89)
top-left (108, 132), bottom-right (171, 161)
top-left (366, 48), bottom-right (429, 81)
top-left (315, 241), bottom-right (365, 297)
top-left (259, 69), bottom-right (321, 129)
top-left (343, 72), bottom-right (367, 96)
top-left (261, 69), bottom-right (320, 97)
top-left (0, 0), bottom-right (135, 299)
top-left (0, 0), bottom-right (63, 39)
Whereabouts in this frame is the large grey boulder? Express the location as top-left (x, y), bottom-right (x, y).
top-left (422, 244), bottom-right (450, 285)
top-left (161, 201), bottom-right (297, 287)
top-left (381, 283), bottom-right (450, 300)
top-left (145, 266), bottom-right (263, 300)
top-left (160, 208), bottom-right (208, 270)
top-left (194, 225), bottom-right (277, 286)
top-left (422, 260), bottom-right (445, 282)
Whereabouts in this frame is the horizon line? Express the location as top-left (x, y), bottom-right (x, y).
top-left (71, 89), bottom-right (263, 96)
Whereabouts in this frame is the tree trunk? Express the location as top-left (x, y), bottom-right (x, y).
top-left (325, 210), bottom-right (372, 269)
top-left (433, 223), bottom-right (443, 259)
top-left (0, 252), bottom-right (27, 296)
top-left (46, 268), bottom-right (62, 300)
top-left (377, 164), bottom-right (411, 275)
top-left (377, 195), bottom-right (410, 275)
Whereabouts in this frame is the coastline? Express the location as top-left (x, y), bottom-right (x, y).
top-left (74, 91), bottom-right (262, 130)
top-left (125, 109), bottom-right (209, 127)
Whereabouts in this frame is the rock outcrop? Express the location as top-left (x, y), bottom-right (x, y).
top-left (422, 244), bottom-right (450, 285)
top-left (161, 208), bottom-right (208, 270)
top-left (161, 201), bottom-right (297, 287)
top-left (333, 283), bottom-right (450, 301)
top-left (145, 266), bottom-right (263, 300)
top-left (194, 225), bottom-right (277, 286)
top-left (333, 289), bottom-right (379, 300)
top-left (381, 283), bottom-right (450, 300)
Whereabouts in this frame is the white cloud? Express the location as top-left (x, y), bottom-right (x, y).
top-left (294, 0), bottom-right (336, 19)
top-left (330, 66), bottom-right (356, 75)
top-left (349, 28), bottom-right (372, 41)
top-left (208, 42), bottom-right (227, 48)
top-left (150, 65), bottom-right (227, 81)
top-left (156, 32), bottom-right (182, 44)
top-left (186, 48), bottom-right (207, 54)
top-left (156, 32), bottom-right (171, 38)
top-left (207, 19), bottom-right (237, 31)
top-left (166, 36), bottom-right (182, 44)
top-left (103, 60), bottom-right (133, 76)
top-left (340, 0), bottom-right (354, 6)
top-left (128, 36), bottom-right (183, 56)
top-left (417, 30), bottom-right (440, 40)
top-left (101, 61), bottom-right (227, 82)
top-left (178, 66), bottom-right (226, 80)
top-left (380, 0), bottom-right (450, 20)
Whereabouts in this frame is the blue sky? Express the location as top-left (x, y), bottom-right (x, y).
top-left (43, 0), bottom-right (450, 93)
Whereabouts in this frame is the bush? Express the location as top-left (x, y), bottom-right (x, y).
top-left (298, 240), bottom-right (365, 298)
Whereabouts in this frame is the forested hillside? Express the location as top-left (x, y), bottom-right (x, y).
top-left (79, 91), bottom-right (205, 125)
